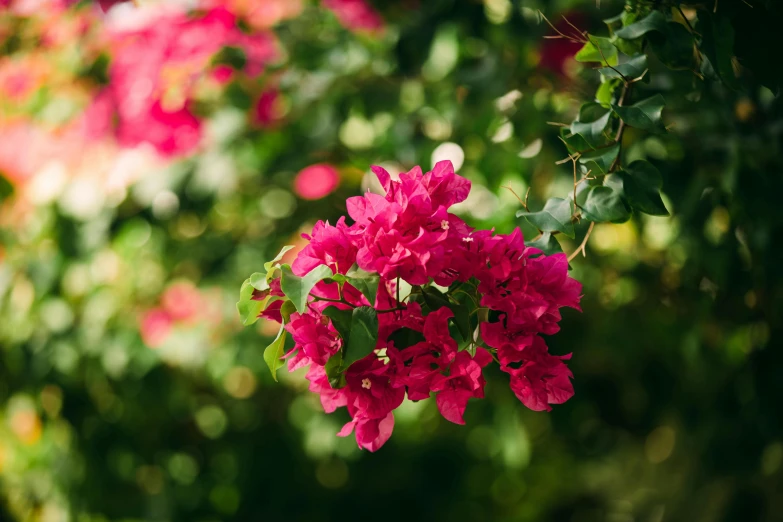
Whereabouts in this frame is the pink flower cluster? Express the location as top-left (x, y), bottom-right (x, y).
top-left (259, 161), bottom-right (581, 451)
top-left (101, 5), bottom-right (280, 156)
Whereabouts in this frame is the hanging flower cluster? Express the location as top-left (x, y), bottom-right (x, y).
top-left (238, 161), bottom-right (582, 451)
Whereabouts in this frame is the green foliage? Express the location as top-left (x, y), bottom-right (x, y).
top-left (612, 94), bottom-right (667, 134)
top-left (280, 264), bottom-right (334, 313)
top-left (517, 197), bottom-right (575, 238)
top-left (263, 325), bottom-right (288, 381)
top-left (607, 161), bottom-right (669, 216)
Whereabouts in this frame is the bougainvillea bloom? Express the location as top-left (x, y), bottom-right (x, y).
top-left (239, 160), bottom-right (582, 451)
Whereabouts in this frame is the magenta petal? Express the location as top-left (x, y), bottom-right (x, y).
top-left (436, 390), bottom-right (471, 425)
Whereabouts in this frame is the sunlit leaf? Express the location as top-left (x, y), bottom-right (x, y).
top-left (575, 36), bottom-right (618, 66)
top-left (280, 264), bottom-right (334, 313)
top-left (263, 325), bottom-right (288, 381)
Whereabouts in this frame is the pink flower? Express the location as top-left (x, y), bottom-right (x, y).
top-left (161, 281), bottom-right (203, 322)
top-left (431, 349), bottom-right (492, 424)
top-left (293, 164), bottom-right (341, 200)
top-left (284, 311), bottom-right (341, 368)
top-left (251, 89), bottom-right (286, 128)
top-left (140, 308), bottom-right (173, 348)
top-left (503, 336), bottom-right (574, 412)
top-left (346, 161), bottom-right (473, 286)
top-left (322, 0), bottom-right (384, 34)
top-left (291, 217), bottom-right (358, 277)
top-left (337, 412), bottom-right (394, 452)
top-left (305, 364), bottom-right (348, 413)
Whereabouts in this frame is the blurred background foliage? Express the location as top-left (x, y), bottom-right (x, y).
top-left (0, 0), bottom-right (782, 521)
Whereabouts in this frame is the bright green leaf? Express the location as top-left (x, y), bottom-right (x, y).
top-left (596, 78), bottom-right (621, 107)
top-left (280, 264), bottom-right (334, 313)
top-left (581, 186), bottom-right (631, 223)
top-left (612, 94), bottom-right (666, 134)
top-left (249, 272), bottom-right (270, 292)
top-left (575, 36), bottom-right (618, 66)
top-left (237, 278), bottom-right (268, 326)
top-left (263, 325), bottom-right (288, 381)
top-left (517, 197), bottom-right (575, 238)
top-left (263, 245), bottom-right (295, 280)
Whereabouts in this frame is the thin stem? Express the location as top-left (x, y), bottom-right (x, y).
top-left (568, 222), bottom-right (595, 262)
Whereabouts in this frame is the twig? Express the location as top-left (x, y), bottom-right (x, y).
top-left (568, 222), bottom-right (595, 262)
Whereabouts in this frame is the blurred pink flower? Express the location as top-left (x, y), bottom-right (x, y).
top-left (322, 0), bottom-right (384, 33)
top-left (161, 281), bottom-right (204, 322)
top-left (140, 308), bottom-right (173, 348)
top-left (250, 88), bottom-right (286, 128)
top-left (293, 164), bottom-right (341, 201)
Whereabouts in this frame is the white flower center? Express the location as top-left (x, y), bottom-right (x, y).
top-left (361, 378), bottom-right (372, 390)
top-left (462, 237), bottom-right (474, 243)
top-left (441, 220), bottom-right (449, 231)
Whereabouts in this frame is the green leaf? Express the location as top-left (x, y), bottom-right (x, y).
top-left (237, 278), bottom-right (269, 326)
top-left (581, 186), bottom-right (631, 223)
top-left (596, 78), bottom-right (621, 107)
top-left (343, 306), bottom-right (379, 369)
top-left (574, 36), bottom-right (618, 66)
top-left (387, 327), bottom-right (426, 350)
top-left (263, 325), bottom-right (288, 382)
top-left (614, 11), bottom-right (668, 40)
top-left (517, 197), bottom-right (575, 238)
top-left (559, 126), bottom-right (590, 153)
top-left (249, 272), bottom-right (270, 292)
top-left (614, 12), bottom-right (693, 70)
top-left (280, 264), bottom-right (334, 313)
top-left (322, 306), bottom-right (352, 342)
top-left (0, 175), bottom-right (13, 203)
top-left (525, 232), bottom-right (564, 256)
top-left (598, 54), bottom-right (648, 80)
top-left (324, 353), bottom-right (346, 389)
top-left (700, 13), bottom-right (740, 90)
top-left (579, 143), bottom-right (620, 175)
top-left (612, 94), bottom-right (666, 134)
top-left (262, 245), bottom-right (295, 281)
top-left (609, 161), bottom-right (670, 216)
top-left (345, 265), bottom-right (380, 306)
top-left (570, 110), bottom-right (611, 149)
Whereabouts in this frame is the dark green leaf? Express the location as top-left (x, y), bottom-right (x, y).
top-left (610, 161), bottom-right (670, 216)
top-left (280, 264), bottom-right (334, 313)
top-left (560, 126), bottom-right (590, 153)
top-left (343, 306), bottom-right (379, 369)
top-left (700, 12), bottom-right (740, 90)
top-left (648, 24), bottom-right (694, 70)
top-left (0, 175), bottom-right (13, 203)
top-left (612, 94), bottom-right (666, 134)
top-left (525, 232), bottom-right (564, 256)
top-left (517, 197), bottom-right (575, 238)
top-left (263, 326), bottom-right (288, 381)
top-left (579, 143), bottom-right (620, 175)
top-left (387, 327), bottom-right (426, 350)
top-left (570, 110), bottom-right (611, 149)
top-left (614, 11), bottom-right (668, 40)
top-left (574, 36), bottom-right (618, 65)
top-left (581, 186), bottom-right (631, 223)
top-left (322, 306), bottom-right (352, 342)
top-left (598, 54), bottom-right (648, 80)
